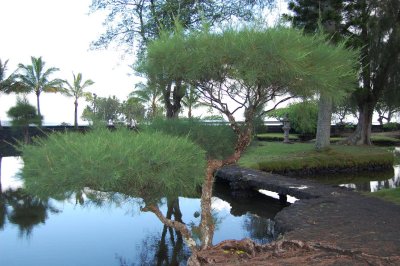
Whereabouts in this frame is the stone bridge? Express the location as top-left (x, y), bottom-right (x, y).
top-left (216, 166), bottom-right (337, 202)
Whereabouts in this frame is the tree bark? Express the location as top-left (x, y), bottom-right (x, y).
top-left (23, 126), bottom-right (30, 144)
top-left (199, 160), bottom-right (220, 250)
top-left (74, 98), bottom-right (78, 129)
top-left (142, 204), bottom-right (197, 250)
top-left (36, 92), bottom-right (41, 118)
top-left (164, 81), bottom-right (185, 118)
top-left (344, 102), bottom-right (374, 145)
top-left (188, 105), bottom-right (192, 119)
top-left (315, 94), bottom-right (333, 150)
top-left (0, 156), bottom-right (2, 193)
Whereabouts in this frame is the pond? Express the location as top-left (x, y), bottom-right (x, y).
top-left (307, 164), bottom-right (400, 192)
top-left (0, 157), bottom-right (283, 266)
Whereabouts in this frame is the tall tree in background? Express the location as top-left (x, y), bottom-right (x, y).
top-left (0, 59), bottom-right (14, 127)
top-left (16, 57), bottom-right (63, 120)
top-left (286, 0), bottom-right (400, 145)
top-left (129, 81), bottom-right (163, 119)
top-left (285, 0), bottom-right (351, 150)
top-left (0, 59), bottom-right (28, 127)
top-left (82, 95), bottom-right (121, 125)
top-left (61, 73), bottom-right (94, 128)
top-left (182, 85), bottom-right (201, 118)
top-left (90, 0), bottom-right (273, 118)
top-left (375, 60), bottom-right (400, 125)
top-left (120, 97), bottom-right (146, 126)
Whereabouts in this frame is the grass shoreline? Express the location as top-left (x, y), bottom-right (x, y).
top-left (239, 141), bottom-right (395, 174)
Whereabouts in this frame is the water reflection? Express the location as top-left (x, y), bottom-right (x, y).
top-left (307, 165), bottom-right (400, 192)
top-left (1, 156), bottom-right (59, 237)
top-left (338, 165), bottom-right (400, 192)
top-left (1, 188), bottom-right (59, 237)
top-left (0, 157), bottom-right (281, 266)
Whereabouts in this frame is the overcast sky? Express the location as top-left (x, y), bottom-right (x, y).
top-left (0, 0), bottom-right (288, 125)
top-left (0, 0), bottom-right (139, 125)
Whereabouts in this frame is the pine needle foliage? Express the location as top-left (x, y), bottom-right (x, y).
top-left (144, 118), bottom-right (236, 159)
top-left (140, 25), bottom-right (359, 103)
top-left (19, 128), bottom-right (206, 203)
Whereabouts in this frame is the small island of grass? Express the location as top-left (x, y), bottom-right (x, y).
top-left (239, 141), bottom-right (394, 174)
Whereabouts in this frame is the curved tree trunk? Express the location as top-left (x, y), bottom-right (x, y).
top-left (315, 94), bottom-right (333, 151)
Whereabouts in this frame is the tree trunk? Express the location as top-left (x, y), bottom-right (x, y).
top-left (164, 81), bottom-right (185, 118)
top-left (344, 102), bottom-right (374, 145)
top-left (74, 99), bottom-right (78, 129)
top-left (188, 105), bottom-right (192, 119)
top-left (199, 160), bottom-right (219, 250)
top-left (0, 156), bottom-right (2, 192)
top-left (142, 204), bottom-right (197, 250)
top-left (23, 126), bottom-right (30, 144)
top-left (36, 92), bottom-right (41, 118)
top-left (315, 94), bottom-right (333, 151)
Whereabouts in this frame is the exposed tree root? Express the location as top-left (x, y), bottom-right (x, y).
top-left (188, 238), bottom-right (400, 265)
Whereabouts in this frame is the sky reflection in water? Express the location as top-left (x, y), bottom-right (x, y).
top-left (0, 157), bottom-right (278, 266)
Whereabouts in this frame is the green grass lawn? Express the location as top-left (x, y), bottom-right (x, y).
top-left (238, 141), bottom-right (394, 172)
top-left (368, 188), bottom-right (400, 205)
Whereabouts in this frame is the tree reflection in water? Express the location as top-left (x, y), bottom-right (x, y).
top-left (242, 215), bottom-right (275, 245)
top-left (0, 188), bottom-right (60, 237)
top-left (115, 198), bottom-right (190, 266)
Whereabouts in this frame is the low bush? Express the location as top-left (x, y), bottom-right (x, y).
top-left (144, 118), bottom-right (236, 159)
top-left (19, 128), bottom-right (206, 203)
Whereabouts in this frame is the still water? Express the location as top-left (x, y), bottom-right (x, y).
top-left (308, 165), bottom-right (400, 192)
top-left (0, 157), bottom-right (282, 266)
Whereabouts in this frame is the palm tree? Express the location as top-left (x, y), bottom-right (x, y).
top-left (129, 81), bottom-right (163, 119)
top-left (0, 59), bottom-right (28, 126)
top-left (16, 56), bottom-right (63, 119)
top-left (61, 73), bottom-right (94, 128)
top-left (181, 85), bottom-right (202, 119)
top-left (0, 59), bottom-right (12, 127)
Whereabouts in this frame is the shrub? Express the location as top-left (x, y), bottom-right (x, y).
top-left (266, 101), bottom-right (318, 136)
top-left (383, 122), bottom-right (399, 132)
top-left (144, 118), bottom-right (236, 159)
top-left (19, 128), bottom-right (206, 203)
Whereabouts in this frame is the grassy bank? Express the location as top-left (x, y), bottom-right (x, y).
top-left (256, 133), bottom-right (299, 142)
top-left (256, 132), bottom-right (400, 146)
top-left (238, 141), bottom-right (394, 173)
top-left (368, 188), bottom-right (400, 205)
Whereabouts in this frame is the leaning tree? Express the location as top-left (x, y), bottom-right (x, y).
top-left (139, 25), bottom-right (358, 261)
top-left (141, 25), bottom-right (358, 157)
top-left (18, 25), bottom-right (358, 265)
